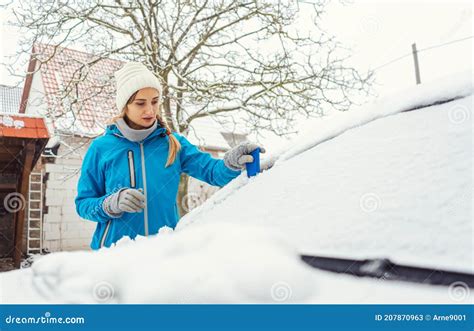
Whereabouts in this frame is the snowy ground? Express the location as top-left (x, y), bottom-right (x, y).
top-left (1, 72), bottom-right (472, 304)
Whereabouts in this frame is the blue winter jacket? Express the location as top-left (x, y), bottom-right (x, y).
top-left (75, 123), bottom-right (241, 249)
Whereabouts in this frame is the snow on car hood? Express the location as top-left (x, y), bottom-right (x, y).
top-left (2, 222), bottom-right (317, 303)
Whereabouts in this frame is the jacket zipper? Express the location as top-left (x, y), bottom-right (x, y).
top-left (100, 148), bottom-right (136, 248)
top-left (139, 142), bottom-right (149, 236)
top-left (127, 150), bottom-right (136, 188)
top-left (100, 220), bottom-right (111, 248)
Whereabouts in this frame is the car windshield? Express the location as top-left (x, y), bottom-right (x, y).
top-left (179, 92), bottom-right (473, 277)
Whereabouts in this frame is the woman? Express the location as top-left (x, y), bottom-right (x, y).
top-left (75, 62), bottom-right (265, 249)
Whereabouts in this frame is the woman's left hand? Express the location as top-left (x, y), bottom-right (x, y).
top-left (223, 141), bottom-right (266, 171)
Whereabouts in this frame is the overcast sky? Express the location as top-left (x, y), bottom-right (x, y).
top-left (313, 0), bottom-right (472, 96)
top-left (0, 0), bottom-right (472, 98)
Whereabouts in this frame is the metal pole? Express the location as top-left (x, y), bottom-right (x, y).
top-left (412, 43), bottom-right (421, 84)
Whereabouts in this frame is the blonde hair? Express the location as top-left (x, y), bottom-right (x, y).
top-left (110, 90), bottom-right (181, 167)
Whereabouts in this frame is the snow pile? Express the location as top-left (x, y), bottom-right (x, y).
top-left (2, 222), bottom-right (316, 303)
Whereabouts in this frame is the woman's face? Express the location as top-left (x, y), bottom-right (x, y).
top-left (125, 87), bottom-right (160, 128)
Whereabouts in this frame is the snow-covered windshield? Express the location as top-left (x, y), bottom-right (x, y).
top-left (179, 72), bottom-right (473, 274)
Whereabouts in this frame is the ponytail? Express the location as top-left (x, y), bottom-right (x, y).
top-left (156, 116), bottom-right (181, 167)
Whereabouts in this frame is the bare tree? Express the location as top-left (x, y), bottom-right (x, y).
top-left (5, 0), bottom-right (372, 138)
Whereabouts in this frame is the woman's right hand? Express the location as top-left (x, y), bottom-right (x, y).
top-left (103, 188), bottom-right (146, 216)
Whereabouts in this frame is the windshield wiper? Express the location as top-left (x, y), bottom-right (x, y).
top-left (300, 254), bottom-right (474, 288)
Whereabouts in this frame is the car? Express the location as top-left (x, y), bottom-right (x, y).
top-left (1, 71), bottom-right (472, 304)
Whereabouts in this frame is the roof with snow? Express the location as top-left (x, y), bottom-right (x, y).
top-left (0, 113), bottom-right (49, 139)
top-left (0, 84), bottom-right (22, 114)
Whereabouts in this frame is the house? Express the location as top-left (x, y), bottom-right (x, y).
top-left (0, 84), bottom-right (50, 268)
top-left (16, 43), bottom-right (246, 254)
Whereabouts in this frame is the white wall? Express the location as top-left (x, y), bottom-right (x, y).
top-left (24, 62), bottom-right (56, 136)
top-left (24, 62), bottom-right (46, 116)
top-left (42, 138), bottom-right (96, 252)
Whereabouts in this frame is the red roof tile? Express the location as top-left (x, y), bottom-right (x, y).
top-left (2, 127), bottom-right (16, 137)
top-left (36, 128), bottom-right (49, 138)
top-left (23, 118), bottom-right (36, 128)
top-left (0, 114), bottom-right (50, 139)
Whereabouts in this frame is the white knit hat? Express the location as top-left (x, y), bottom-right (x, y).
top-left (114, 62), bottom-right (163, 112)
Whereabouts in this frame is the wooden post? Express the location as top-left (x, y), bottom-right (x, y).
top-left (13, 141), bottom-right (35, 268)
top-left (412, 43), bottom-right (421, 85)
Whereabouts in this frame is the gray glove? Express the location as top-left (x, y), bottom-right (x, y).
top-left (223, 142), bottom-right (266, 171)
top-left (103, 188), bottom-right (146, 216)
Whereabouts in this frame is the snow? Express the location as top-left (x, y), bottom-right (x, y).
top-left (1, 71), bottom-right (472, 304)
top-left (0, 114), bottom-right (25, 128)
top-left (2, 222), bottom-right (316, 303)
top-left (181, 102), bottom-right (473, 271)
top-left (178, 72), bottom-right (473, 274)
top-left (280, 70), bottom-right (473, 162)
